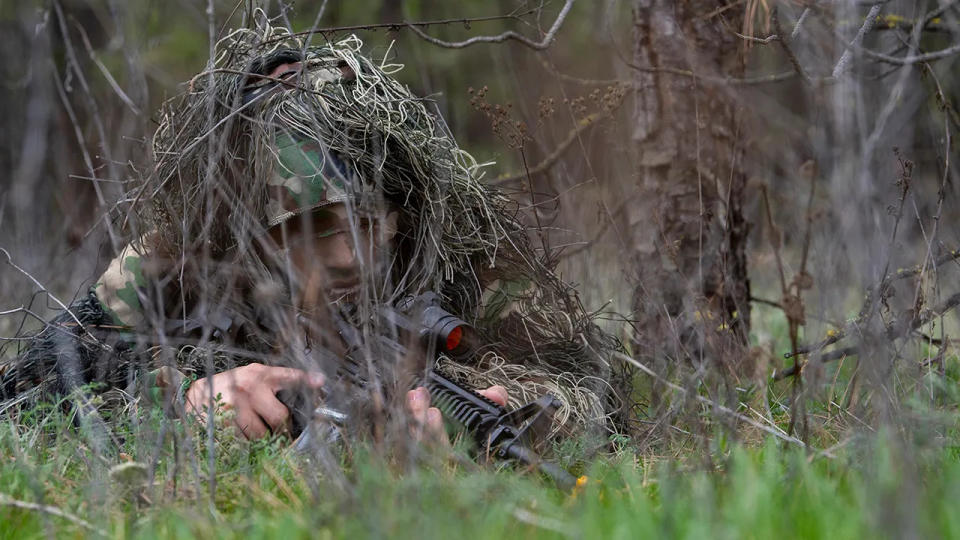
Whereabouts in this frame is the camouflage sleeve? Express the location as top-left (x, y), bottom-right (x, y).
top-left (94, 243), bottom-right (192, 414)
top-left (93, 243), bottom-right (149, 328)
top-left (140, 366), bottom-right (190, 414)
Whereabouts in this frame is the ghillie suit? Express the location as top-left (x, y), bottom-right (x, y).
top-left (0, 16), bottom-right (630, 437)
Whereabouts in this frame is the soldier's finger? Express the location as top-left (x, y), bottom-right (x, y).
top-left (479, 385), bottom-right (509, 407)
top-left (406, 387), bottom-right (429, 417)
top-left (255, 392), bottom-right (291, 433)
top-left (235, 411), bottom-right (269, 440)
top-left (426, 407), bottom-right (443, 435)
top-left (264, 366), bottom-right (325, 391)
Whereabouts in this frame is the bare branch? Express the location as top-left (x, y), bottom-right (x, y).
top-left (773, 347), bottom-right (860, 380)
top-left (775, 292), bottom-right (960, 380)
top-left (832, 2), bottom-right (960, 66)
top-left (792, 8), bottom-right (811, 39)
top-left (407, 0), bottom-right (575, 50)
top-left (51, 0), bottom-right (121, 247)
top-left (534, 54), bottom-right (624, 86)
top-left (858, 41), bottom-right (960, 65)
top-left (566, 54), bottom-right (802, 86)
top-left (0, 494), bottom-right (107, 536)
top-left (772, 8), bottom-right (810, 82)
top-left (261, 10), bottom-right (537, 44)
top-left (70, 17), bottom-right (141, 115)
top-left (624, 60), bottom-right (800, 85)
top-left (832, 4), bottom-right (884, 78)
top-left (785, 247), bottom-right (960, 360)
top-left (734, 32), bottom-right (779, 45)
top-left (0, 248), bottom-right (97, 344)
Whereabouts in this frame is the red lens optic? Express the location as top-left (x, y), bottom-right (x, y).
top-left (445, 326), bottom-right (463, 351)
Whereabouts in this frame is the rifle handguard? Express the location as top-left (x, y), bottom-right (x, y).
top-left (426, 371), bottom-right (576, 491)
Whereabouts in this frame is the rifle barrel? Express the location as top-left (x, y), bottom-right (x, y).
top-left (503, 443), bottom-right (577, 491)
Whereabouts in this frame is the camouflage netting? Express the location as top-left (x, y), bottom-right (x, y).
top-left (1, 12), bottom-right (631, 436)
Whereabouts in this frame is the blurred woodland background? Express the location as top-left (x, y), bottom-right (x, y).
top-left (2, 0), bottom-right (960, 449)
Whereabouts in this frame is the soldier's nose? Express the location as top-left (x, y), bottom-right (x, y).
top-left (326, 233), bottom-right (359, 269)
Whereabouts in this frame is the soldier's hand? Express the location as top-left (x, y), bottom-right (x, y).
top-left (185, 363), bottom-right (326, 440)
top-left (405, 385), bottom-right (508, 442)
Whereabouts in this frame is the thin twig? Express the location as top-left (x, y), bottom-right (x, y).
top-left (534, 54), bottom-right (623, 86)
top-left (839, 3), bottom-right (960, 34)
top-left (908, 60), bottom-right (954, 360)
top-left (915, 331), bottom-right (960, 348)
top-left (734, 32), bottom-right (779, 44)
top-left (51, 0), bottom-right (121, 247)
top-left (761, 178), bottom-right (806, 435)
top-left (492, 93), bottom-right (626, 185)
top-left (260, 10), bottom-right (537, 44)
top-left (832, 2), bottom-right (960, 66)
top-left (760, 185), bottom-right (788, 294)
top-left (518, 148), bottom-right (551, 264)
top-left (772, 7), bottom-right (810, 82)
top-left (698, 0), bottom-right (746, 21)
top-left (612, 351), bottom-right (809, 449)
top-left (775, 292), bottom-right (960, 379)
top-left (792, 8), bottom-right (811, 40)
top-left (0, 494), bottom-right (107, 536)
top-left (798, 169), bottom-right (817, 279)
top-left (0, 249), bottom-right (99, 347)
top-left (774, 347), bottom-right (859, 380)
top-left (624, 61), bottom-right (802, 85)
top-left (556, 193), bottom-right (638, 260)
top-left (859, 41), bottom-right (960, 64)
top-left (832, 4), bottom-right (884, 78)
top-left (407, 0), bottom-right (574, 50)
top-left (70, 17), bottom-right (141, 115)
top-left (749, 297), bottom-right (837, 325)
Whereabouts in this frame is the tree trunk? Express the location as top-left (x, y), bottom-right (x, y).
top-left (629, 0), bottom-right (751, 377)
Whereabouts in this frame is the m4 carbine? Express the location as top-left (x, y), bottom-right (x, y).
top-left (293, 292), bottom-right (577, 490)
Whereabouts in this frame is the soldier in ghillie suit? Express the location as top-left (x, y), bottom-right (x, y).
top-left (0, 17), bottom-right (627, 446)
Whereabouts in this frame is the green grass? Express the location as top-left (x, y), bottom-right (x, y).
top-left (4, 402), bottom-right (960, 539)
top-left (5, 305), bottom-right (960, 539)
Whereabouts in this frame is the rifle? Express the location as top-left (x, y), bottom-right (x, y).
top-left (290, 292), bottom-right (578, 491)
